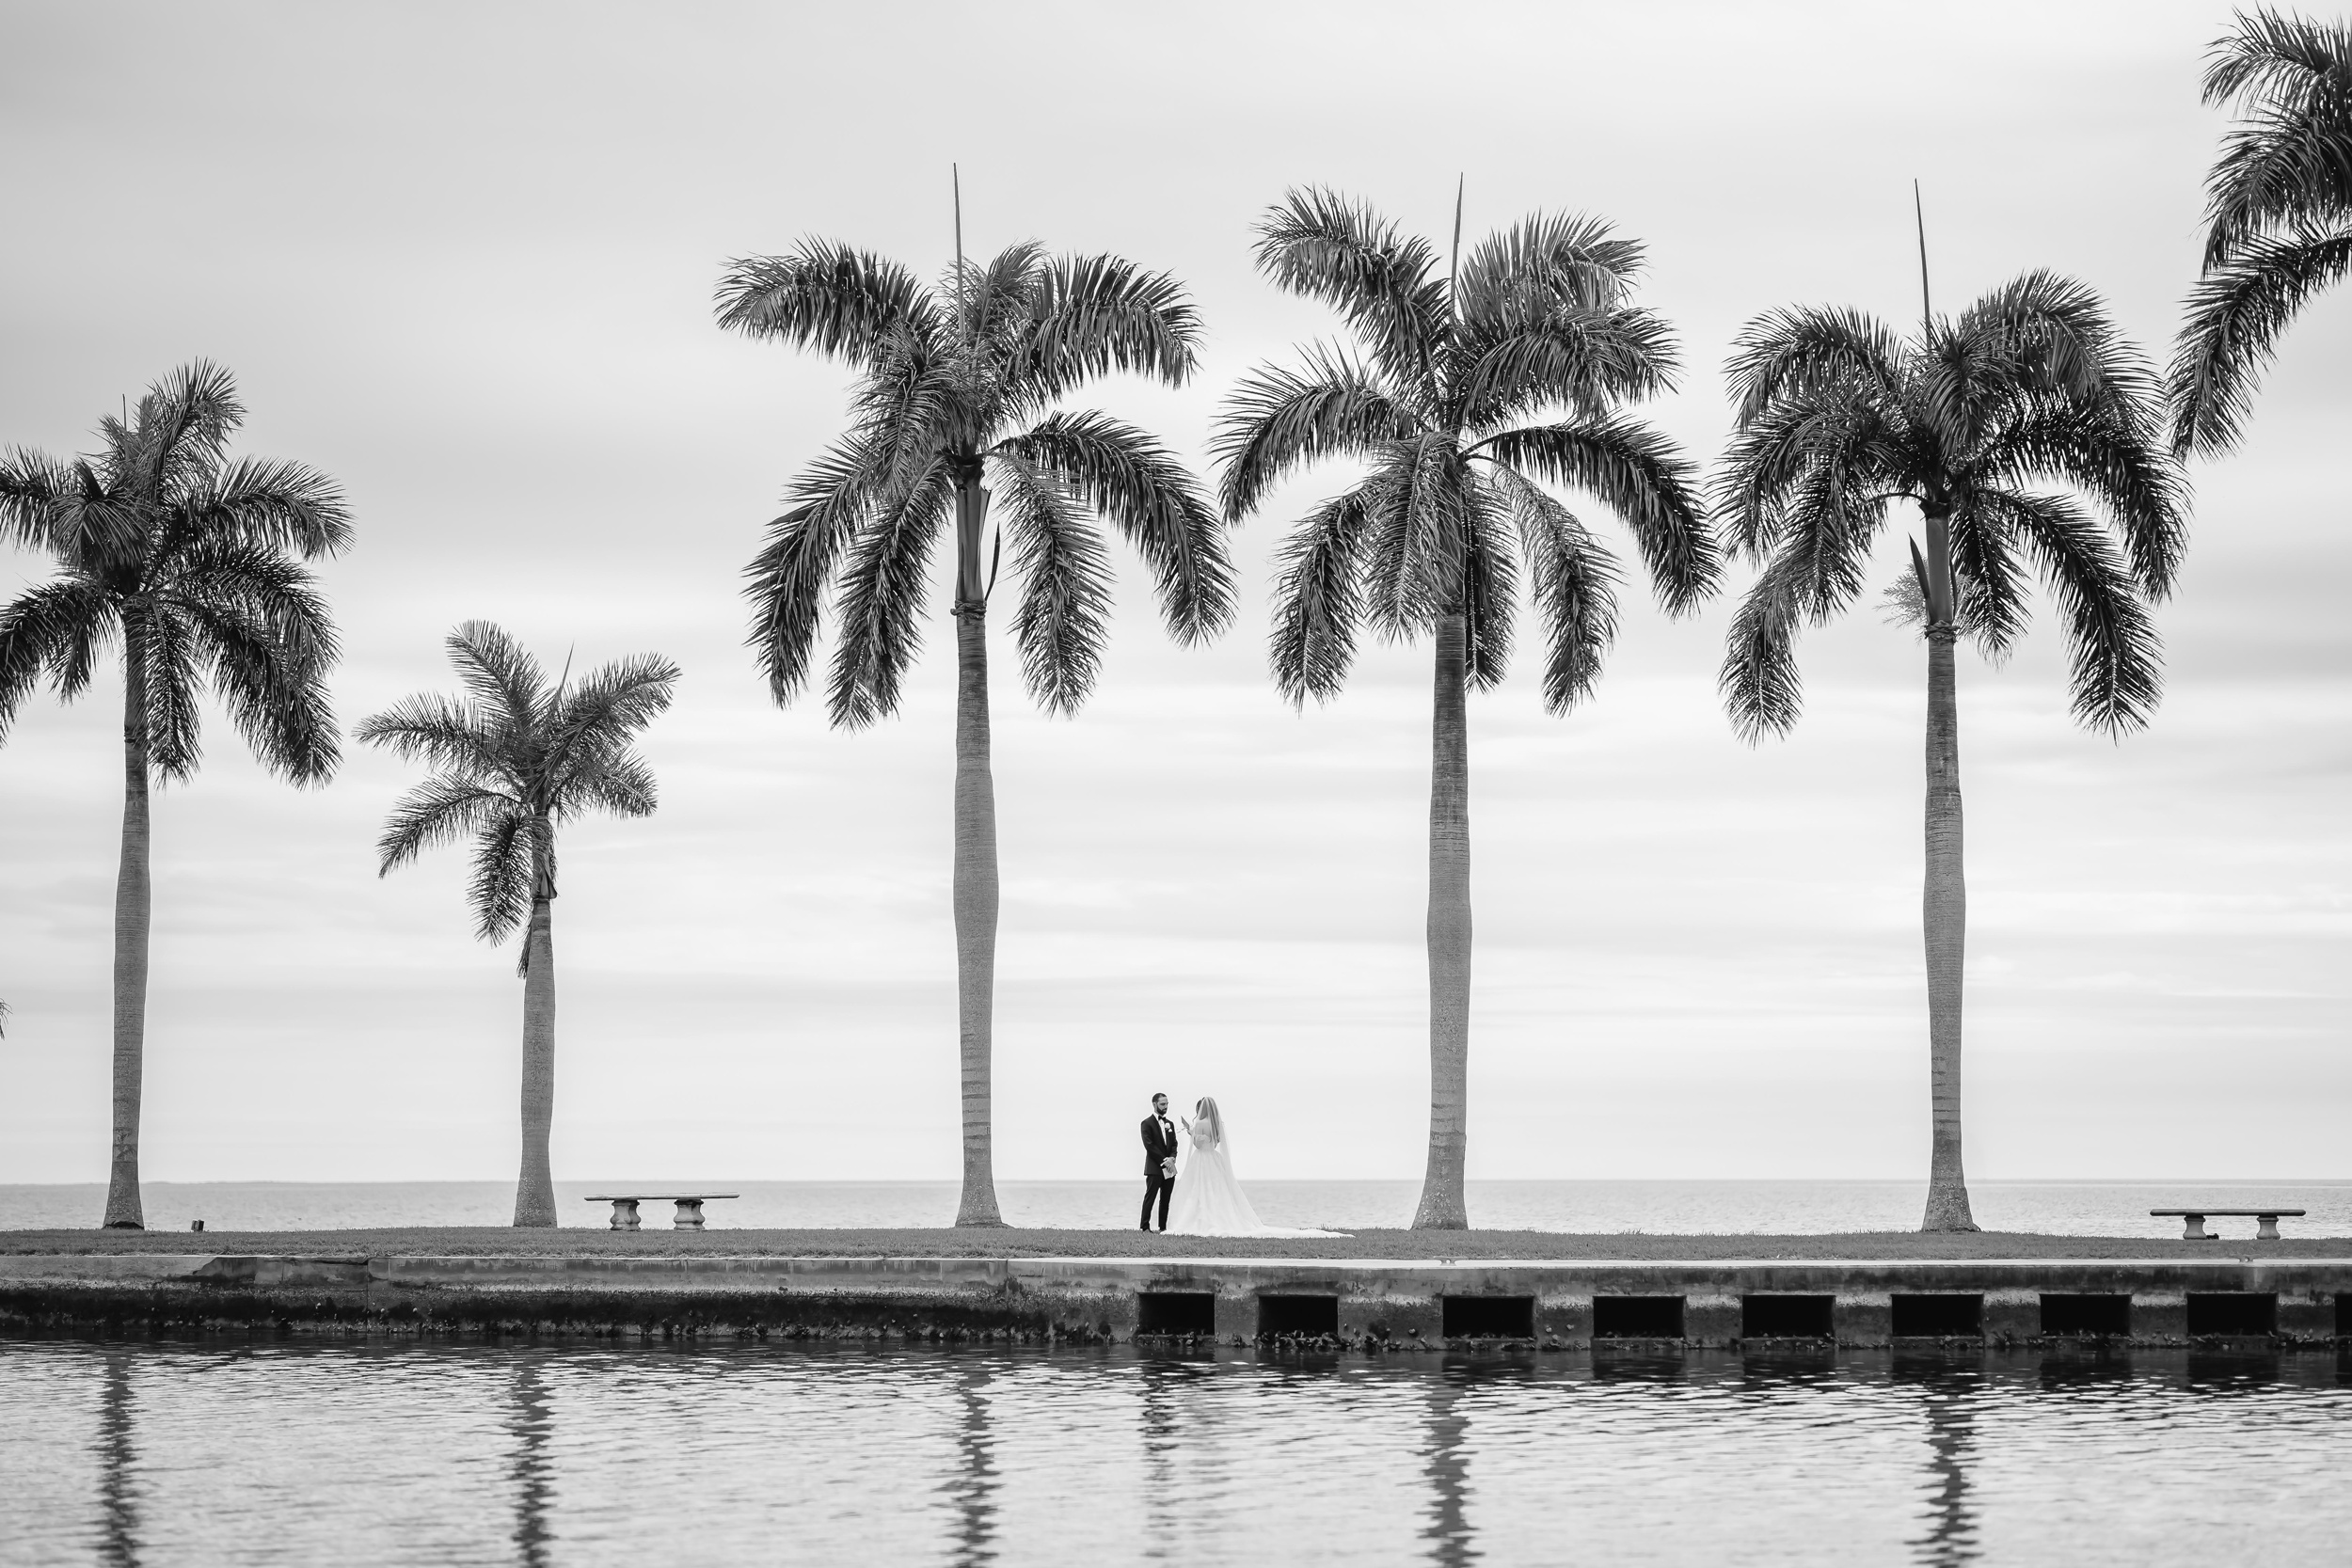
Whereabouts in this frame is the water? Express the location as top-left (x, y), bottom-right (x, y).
top-left (4, 1338), bottom-right (2347, 1565)
top-left (7, 1180), bottom-right (2350, 1236)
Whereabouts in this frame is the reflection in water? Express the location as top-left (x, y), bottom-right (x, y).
top-left (1892, 1358), bottom-right (1980, 1567)
top-left (1136, 1357), bottom-right (1203, 1559)
top-left (505, 1360), bottom-right (553, 1568)
top-left (946, 1361), bottom-right (998, 1567)
top-left (1740, 1348), bottom-right (1838, 1387)
top-left (2185, 1351), bottom-right (2280, 1391)
top-left (2038, 1350), bottom-right (2131, 1393)
top-left (9, 1341), bottom-right (2350, 1567)
top-left (94, 1351), bottom-right (140, 1568)
top-left (1419, 1368), bottom-right (1474, 1567)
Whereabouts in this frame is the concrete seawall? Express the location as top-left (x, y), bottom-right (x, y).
top-left (3, 1253), bottom-right (2347, 1347)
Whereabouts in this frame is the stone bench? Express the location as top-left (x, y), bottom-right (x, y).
top-left (585, 1194), bottom-right (739, 1231)
top-left (2151, 1207), bottom-right (2305, 1242)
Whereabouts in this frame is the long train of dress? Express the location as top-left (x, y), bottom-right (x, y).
top-left (1165, 1133), bottom-right (1343, 1238)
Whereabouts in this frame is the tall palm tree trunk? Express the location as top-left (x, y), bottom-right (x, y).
top-left (1919, 515), bottom-right (1977, 1233)
top-left (103, 657), bottom-right (151, 1229)
top-left (514, 844), bottom-right (558, 1228)
top-left (1412, 612), bottom-right (1472, 1230)
top-left (951, 470), bottom-right (1006, 1227)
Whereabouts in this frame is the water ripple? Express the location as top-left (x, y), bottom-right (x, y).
top-left (4, 1342), bottom-right (2346, 1566)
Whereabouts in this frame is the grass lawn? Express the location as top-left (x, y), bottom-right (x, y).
top-left (4, 1227), bottom-right (2344, 1259)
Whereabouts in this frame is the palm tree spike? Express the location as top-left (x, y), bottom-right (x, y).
top-left (1913, 180), bottom-right (1932, 328)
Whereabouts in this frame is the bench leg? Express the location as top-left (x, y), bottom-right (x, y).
top-left (2180, 1212), bottom-right (2211, 1241)
top-left (674, 1198), bottom-right (706, 1230)
top-left (610, 1198), bottom-right (641, 1232)
top-left (2256, 1213), bottom-right (2281, 1242)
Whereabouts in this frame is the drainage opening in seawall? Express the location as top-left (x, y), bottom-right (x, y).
top-left (2041, 1293), bottom-right (2132, 1338)
top-left (1257, 1294), bottom-right (1339, 1338)
top-left (1440, 1295), bottom-right (1535, 1338)
top-left (1742, 1294), bottom-right (1836, 1339)
top-left (1891, 1293), bottom-right (1983, 1338)
top-left (1592, 1295), bottom-right (1685, 1339)
top-left (1136, 1291), bottom-right (1216, 1335)
top-left (2185, 1292), bottom-right (2277, 1337)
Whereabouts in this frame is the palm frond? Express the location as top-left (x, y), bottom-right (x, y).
top-left (744, 436), bottom-right (892, 706)
top-left (0, 447), bottom-right (72, 550)
top-left (1972, 400), bottom-right (2189, 599)
top-left (994, 411), bottom-right (1233, 645)
top-left (175, 586), bottom-right (342, 785)
top-left (1709, 388), bottom-right (1904, 562)
top-left (715, 240), bottom-right (941, 366)
top-left (1488, 465), bottom-right (1622, 714)
top-left (375, 777), bottom-right (516, 874)
top-left (129, 601), bottom-right (207, 782)
top-left (1359, 439), bottom-right (1461, 639)
top-left (564, 749), bottom-right (659, 819)
top-left (1009, 251), bottom-right (1200, 403)
top-left (1988, 488), bottom-right (2164, 735)
top-left (1454, 302), bottom-right (1679, 432)
top-left (137, 361), bottom-right (243, 496)
top-left (2168, 223), bottom-right (2352, 457)
top-left (467, 809), bottom-right (535, 946)
top-left (1454, 211), bottom-right (1645, 325)
top-left (1956, 271), bottom-right (2168, 436)
top-left (1208, 347), bottom-right (1422, 521)
top-left (827, 460), bottom-right (951, 728)
top-left (446, 620), bottom-right (547, 734)
top-left (2198, 9), bottom-right (2352, 264)
top-left (1938, 501), bottom-right (2026, 659)
top-left (355, 691), bottom-right (504, 778)
top-left (1457, 482), bottom-right (1519, 691)
top-left (1477, 417), bottom-right (1717, 613)
top-left (1724, 306), bottom-right (1908, 426)
top-left (181, 455), bottom-right (354, 559)
top-left (0, 578), bottom-right (115, 740)
top-left (550, 652), bottom-right (681, 761)
top-left (1266, 483), bottom-right (1377, 706)
top-left (1253, 188), bottom-right (1447, 403)
top-left (1719, 554), bottom-right (1810, 742)
top-left (991, 453), bottom-right (1112, 716)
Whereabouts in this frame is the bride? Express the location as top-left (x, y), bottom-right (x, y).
top-left (1165, 1098), bottom-right (1343, 1238)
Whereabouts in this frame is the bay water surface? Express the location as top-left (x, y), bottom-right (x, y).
top-left (5, 1338), bottom-right (2347, 1566)
top-left (6, 1180), bottom-right (2349, 1236)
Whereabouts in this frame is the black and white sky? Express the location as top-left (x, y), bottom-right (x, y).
top-left (2, 0), bottom-right (2344, 1184)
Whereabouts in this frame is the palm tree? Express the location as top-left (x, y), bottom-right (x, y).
top-left (1715, 274), bottom-right (2187, 1231)
top-left (713, 232), bottom-right (1233, 1227)
top-left (2169, 8), bottom-right (2352, 457)
top-left (358, 623), bottom-right (678, 1228)
top-left (0, 362), bottom-right (348, 1228)
top-left (1213, 189), bottom-right (1717, 1229)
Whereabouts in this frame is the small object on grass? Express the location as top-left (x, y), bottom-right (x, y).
top-left (190, 1220), bottom-right (204, 1233)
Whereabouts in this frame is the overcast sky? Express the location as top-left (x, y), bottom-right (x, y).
top-left (2, 0), bottom-right (2344, 1192)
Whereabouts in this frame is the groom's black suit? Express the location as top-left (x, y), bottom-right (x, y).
top-left (1139, 1113), bottom-right (1179, 1231)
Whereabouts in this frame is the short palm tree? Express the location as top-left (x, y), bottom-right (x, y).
top-left (0, 362), bottom-right (348, 1228)
top-left (714, 236), bottom-right (1233, 1227)
top-left (1716, 274), bottom-right (2187, 1231)
top-left (1213, 189), bottom-right (1717, 1229)
top-left (358, 623), bottom-right (678, 1227)
top-left (2170, 8), bottom-right (2352, 456)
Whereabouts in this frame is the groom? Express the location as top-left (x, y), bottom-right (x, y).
top-left (1139, 1092), bottom-right (1178, 1232)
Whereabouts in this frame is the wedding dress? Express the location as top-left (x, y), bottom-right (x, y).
top-left (1164, 1098), bottom-right (1343, 1238)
